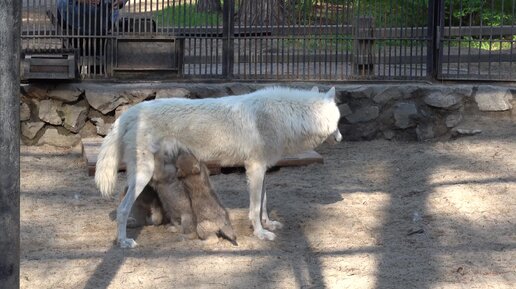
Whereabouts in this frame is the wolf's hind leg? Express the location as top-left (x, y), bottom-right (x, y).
top-left (117, 153), bottom-right (155, 248)
top-left (261, 191), bottom-right (283, 231)
top-left (246, 162), bottom-right (276, 241)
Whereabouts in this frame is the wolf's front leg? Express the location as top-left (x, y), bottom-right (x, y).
top-left (246, 162), bottom-right (276, 241)
top-left (261, 190), bottom-right (283, 231)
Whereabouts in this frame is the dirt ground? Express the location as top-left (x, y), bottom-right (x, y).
top-left (20, 114), bottom-right (515, 289)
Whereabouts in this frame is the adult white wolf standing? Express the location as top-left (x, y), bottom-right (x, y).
top-left (96, 86), bottom-right (342, 248)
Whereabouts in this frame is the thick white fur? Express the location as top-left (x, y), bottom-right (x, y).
top-left (95, 86), bottom-right (342, 248)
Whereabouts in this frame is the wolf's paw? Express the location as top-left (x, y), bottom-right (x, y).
top-left (118, 238), bottom-right (138, 248)
top-left (201, 234), bottom-right (220, 245)
top-left (166, 225), bottom-right (179, 233)
top-left (254, 228), bottom-right (276, 241)
top-left (126, 217), bottom-right (139, 228)
top-left (263, 220), bottom-right (283, 231)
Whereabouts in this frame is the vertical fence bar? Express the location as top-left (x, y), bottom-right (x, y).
top-left (457, 0), bottom-right (463, 77)
top-left (498, 0), bottom-right (504, 79)
top-left (222, 0), bottom-right (234, 79)
top-left (427, 0), bottom-right (438, 79)
top-left (510, 0), bottom-right (515, 79)
top-left (487, 0), bottom-right (494, 77)
top-left (0, 1), bottom-right (21, 288)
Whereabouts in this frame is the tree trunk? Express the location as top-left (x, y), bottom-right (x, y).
top-left (0, 1), bottom-right (21, 289)
top-left (237, 0), bottom-right (291, 26)
top-left (196, 0), bottom-right (222, 13)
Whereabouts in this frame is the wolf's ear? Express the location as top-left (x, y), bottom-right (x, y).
top-left (311, 86), bottom-right (319, 92)
top-left (192, 163), bottom-right (201, 175)
top-left (325, 87), bottom-right (336, 101)
top-left (176, 167), bottom-right (186, 179)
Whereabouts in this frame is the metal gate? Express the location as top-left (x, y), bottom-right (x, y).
top-left (20, 0), bottom-right (516, 81)
top-left (436, 0), bottom-right (516, 81)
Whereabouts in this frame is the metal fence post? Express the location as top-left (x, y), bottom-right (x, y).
top-left (0, 1), bottom-right (21, 289)
top-left (222, 0), bottom-right (235, 79)
top-left (427, 0), bottom-right (442, 79)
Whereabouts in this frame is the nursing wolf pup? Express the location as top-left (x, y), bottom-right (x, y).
top-left (176, 153), bottom-right (238, 246)
top-left (119, 148), bottom-right (196, 235)
top-left (96, 86), bottom-right (341, 248)
top-left (119, 185), bottom-right (165, 228)
top-left (151, 148), bottom-right (196, 236)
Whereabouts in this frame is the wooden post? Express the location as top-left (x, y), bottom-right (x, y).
top-left (0, 1), bottom-right (21, 289)
top-left (353, 16), bottom-right (375, 77)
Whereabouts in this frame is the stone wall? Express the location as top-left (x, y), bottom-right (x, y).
top-left (20, 82), bottom-right (515, 147)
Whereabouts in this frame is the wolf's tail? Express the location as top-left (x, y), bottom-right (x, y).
top-left (95, 119), bottom-right (123, 198)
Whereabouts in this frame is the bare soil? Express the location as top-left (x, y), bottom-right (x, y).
top-left (21, 115), bottom-right (515, 289)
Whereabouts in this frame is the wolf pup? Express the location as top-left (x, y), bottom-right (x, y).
top-left (119, 185), bottom-right (165, 228)
top-left (118, 147), bottom-right (195, 235)
top-left (150, 148), bottom-right (197, 236)
top-left (176, 153), bottom-right (238, 246)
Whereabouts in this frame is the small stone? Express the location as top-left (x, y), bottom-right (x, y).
top-left (445, 113), bottom-right (463, 128)
top-left (78, 121), bottom-right (98, 138)
top-left (373, 85), bottom-right (417, 104)
top-left (21, 84), bottom-right (49, 99)
top-left (424, 92), bottom-right (462, 109)
top-left (155, 88), bottom-right (191, 99)
top-left (345, 106), bottom-right (379, 123)
top-left (227, 83), bottom-right (252, 95)
top-left (60, 100), bottom-right (89, 133)
top-left (20, 102), bottom-right (31, 121)
top-left (37, 127), bottom-right (81, 147)
top-left (336, 86), bottom-right (377, 104)
top-left (85, 89), bottom-right (130, 115)
top-left (38, 99), bottom-right (63, 125)
top-left (115, 105), bottom-right (131, 119)
top-left (393, 102), bottom-right (418, 129)
top-left (382, 130), bottom-right (395, 140)
top-left (21, 121), bottom-right (45, 139)
top-left (190, 86), bottom-right (228, 98)
top-left (416, 123), bottom-right (435, 141)
top-left (91, 117), bottom-right (112, 136)
top-left (48, 85), bottom-right (84, 102)
top-left (452, 128), bottom-right (482, 136)
top-left (338, 103), bottom-right (352, 117)
top-left (474, 86), bottom-right (513, 111)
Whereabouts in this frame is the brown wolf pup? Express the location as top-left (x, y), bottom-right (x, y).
top-left (151, 149), bottom-right (196, 236)
top-left (176, 153), bottom-right (238, 246)
top-left (119, 185), bottom-right (165, 228)
top-left (119, 150), bottom-right (195, 235)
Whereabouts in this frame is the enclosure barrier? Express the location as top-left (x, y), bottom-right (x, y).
top-left (20, 0), bottom-right (516, 81)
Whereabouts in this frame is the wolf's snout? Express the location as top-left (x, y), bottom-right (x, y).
top-left (334, 130), bottom-right (342, 143)
top-left (325, 130), bottom-right (342, 144)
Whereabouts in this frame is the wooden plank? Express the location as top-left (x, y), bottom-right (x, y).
top-left (82, 138), bottom-right (323, 176)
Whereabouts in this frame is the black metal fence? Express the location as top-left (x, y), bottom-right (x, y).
top-left (20, 0), bottom-right (516, 81)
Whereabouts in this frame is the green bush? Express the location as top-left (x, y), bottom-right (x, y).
top-left (444, 0), bottom-right (514, 26)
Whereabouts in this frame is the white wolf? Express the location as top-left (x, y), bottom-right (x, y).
top-left (95, 86), bottom-right (342, 248)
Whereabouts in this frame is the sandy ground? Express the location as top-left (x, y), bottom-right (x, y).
top-left (20, 114), bottom-right (515, 289)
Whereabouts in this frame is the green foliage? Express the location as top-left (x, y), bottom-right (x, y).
top-left (289, 0), bottom-right (429, 27)
top-left (154, 3), bottom-right (221, 27)
top-left (449, 35), bottom-right (516, 51)
top-left (444, 0), bottom-right (514, 26)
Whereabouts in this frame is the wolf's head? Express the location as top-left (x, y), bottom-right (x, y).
top-left (322, 87), bottom-right (342, 145)
top-left (325, 129), bottom-right (343, 144)
top-left (176, 153), bottom-right (201, 178)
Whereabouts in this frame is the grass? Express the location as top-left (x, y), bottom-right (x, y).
top-left (154, 3), bottom-right (221, 27)
top-left (448, 35), bottom-right (515, 51)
